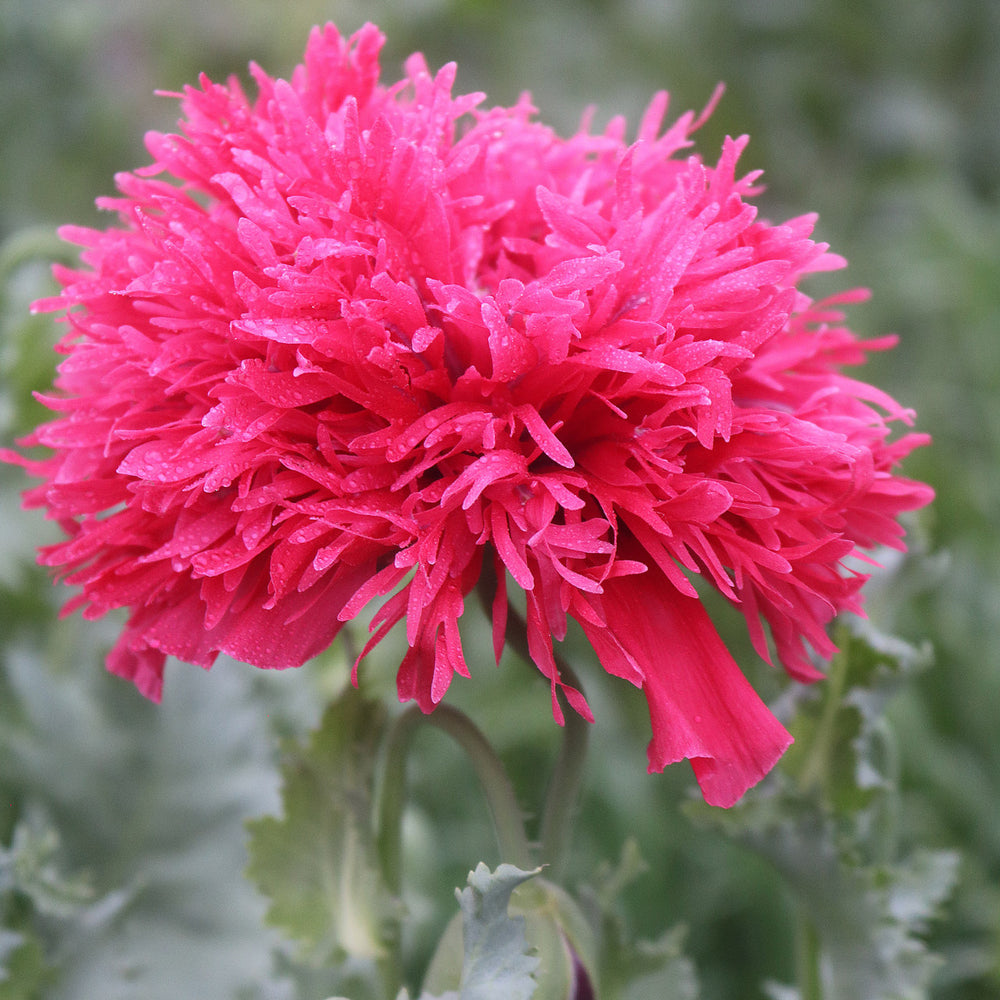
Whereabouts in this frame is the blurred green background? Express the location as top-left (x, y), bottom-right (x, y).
top-left (2, 1), bottom-right (998, 998)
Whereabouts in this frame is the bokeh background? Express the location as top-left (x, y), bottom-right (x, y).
top-left (2, 1), bottom-right (998, 998)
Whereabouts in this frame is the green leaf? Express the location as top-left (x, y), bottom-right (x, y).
top-left (456, 863), bottom-right (541, 1000)
top-left (779, 618), bottom-right (931, 814)
top-left (0, 809), bottom-right (114, 999)
top-left (579, 840), bottom-right (700, 1000)
top-left (425, 863), bottom-right (606, 1000)
top-left (1, 628), bottom-right (303, 1000)
top-left (622, 926), bottom-right (700, 1000)
top-left (0, 234), bottom-right (64, 443)
top-left (694, 797), bottom-right (959, 1000)
top-left (0, 816), bottom-right (95, 919)
top-left (689, 619), bottom-right (958, 1000)
top-left (245, 685), bottom-right (397, 966)
top-left (754, 814), bottom-right (958, 1000)
top-left (0, 928), bottom-right (52, 1000)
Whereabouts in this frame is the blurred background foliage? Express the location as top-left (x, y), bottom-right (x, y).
top-left (1, 0), bottom-right (998, 998)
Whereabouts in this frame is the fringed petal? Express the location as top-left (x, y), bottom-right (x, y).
top-left (578, 570), bottom-right (793, 807)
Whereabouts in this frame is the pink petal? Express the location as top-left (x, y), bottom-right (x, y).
top-left (576, 570), bottom-right (793, 807)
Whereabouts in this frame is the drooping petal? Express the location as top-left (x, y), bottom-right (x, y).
top-left (576, 570), bottom-right (793, 807)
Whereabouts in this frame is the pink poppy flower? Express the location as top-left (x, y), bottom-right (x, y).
top-left (3, 23), bottom-right (932, 805)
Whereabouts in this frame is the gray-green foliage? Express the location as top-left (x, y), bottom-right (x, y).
top-left (326, 865), bottom-right (544, 1000)
top-left (579, 840), bottom-right (699, 1000)
top-left (691, 620), bottom-right (960, 1000)
top-left (0, 619), bottom-right (305, 1000)
top-left (245, 688), bottom-right (398, 974)
top-left (448, 863), bottom-right (541, 1000)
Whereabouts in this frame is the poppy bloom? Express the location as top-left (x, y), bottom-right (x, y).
top-left (4, 23), bottom-right (932, 806)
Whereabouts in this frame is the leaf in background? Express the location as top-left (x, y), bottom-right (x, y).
top-left (0, 230), bottom-right (69, 444)
top-left (689, 617), bottom-right (959, 1000)
top-left (0, 808), bottom-right (129, 1000)
top-left (743, 806), bottom-right (957, 1000)
top-left (0, 926), bottom-right (51, 1000)
top-left (0, 618), bottom-right (307, 1000)
top-left (0, 814), bottom-right (95, 920)
top-left (778, 618), bottom-right (931, 815)
top-left (578, 839), bottom-right (700, 1000)
top-left (245, 686), bottom-right (398, 969)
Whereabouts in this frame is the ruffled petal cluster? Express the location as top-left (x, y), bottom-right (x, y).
top-left (5, 23), bottom-right (932, 805)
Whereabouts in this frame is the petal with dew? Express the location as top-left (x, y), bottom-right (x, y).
top-left (577, 569), bottom-right (793, 807)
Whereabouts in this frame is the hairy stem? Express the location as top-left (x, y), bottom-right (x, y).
top-left (376, 702), bottom-right (533, 896)
top-left (476, 562), bottom-right (591, 875)
top-left (795, 905), bottom-right (824, 1000)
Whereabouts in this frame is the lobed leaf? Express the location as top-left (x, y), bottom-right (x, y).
top-left (689, 618), bottom-right (957, 1000)
top-left (455, 863), bottom-right (541, 1000)
top-left (245, 685), bottom-right (397, 966)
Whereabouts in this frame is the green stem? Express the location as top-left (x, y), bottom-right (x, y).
top-left (538, 702), bottom-right (589, 875)
top-left (795, 905), bottom-right (823, 1000)
top-left (0, 226), bottom-right (77, 279)
top-left (476, 566), bottom-right (590, 875)
top-left (375, 949), bottom-right (405, 1000)
top-left (376, 703), bottom-right (533, 897)
top-left (797, 642), bottom-right (849, 797)
top-left (427, 704), bottom-right (534, 868)
top-left (376, 707), bottom-right (423, 896)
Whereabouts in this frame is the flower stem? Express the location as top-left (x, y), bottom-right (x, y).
top-left (797, 643), bottom-right (849, 797)
top-left (477, 564), bottom-right (590, 876)
top-left (376, 703), bottom-right (533, 896)
top-left (427, 703), bottom-right (534, 868)
top-left (538, 696), bottom-right (589, 876)
top-left (795, 905), bottom-right (823, 1000)
top-left (376, 708), bottom-right (422, 896)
